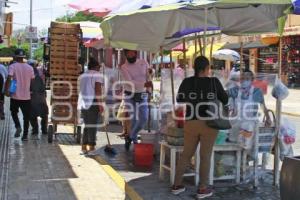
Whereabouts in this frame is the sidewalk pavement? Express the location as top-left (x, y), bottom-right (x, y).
top-left (265, 88), bottom-right (300, 117)
top-left (0, 100), bottom-right (126, 200)
top-left (93, 124), bottom-right (281, 200)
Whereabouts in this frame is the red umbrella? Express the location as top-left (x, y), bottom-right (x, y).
top-left (68, 0), bottom-right (124, 17)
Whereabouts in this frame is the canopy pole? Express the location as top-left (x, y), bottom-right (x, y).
top-left (170, 51), bottom-right (175, 107)
top-left (274, 37), bottom-right (282, 187)
top-left (183, 38), bottom-right (187, 78)
top-left (117, 49), bottom-right (121, 67)
top-left (160, 46), bottom-right (164, 69)
top-left (203, 7), bottom-right (208, 57)
top-left (87, 47), bottom-right (90, 65)
top-left (198, 37), bottom-right (203, 56)
top-left (240, 42), bottom-right (244, 70)
top-left (210, 37), bottom-right (215, 71)
top-left (194, 33), bottom-right (198, 60)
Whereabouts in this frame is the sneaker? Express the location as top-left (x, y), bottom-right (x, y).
top-left (31, 131), bottom-right (38, 135)
top-left (171, 185), bottom-right (186, 195)
top-left (125, 137), bottom-right (132, 151)
top-left (21, 135), bottom-right (28, 141)
top-left (14, 128), bottom-right (22, 138)
top-left (197, 188), bottom-right (213, 199)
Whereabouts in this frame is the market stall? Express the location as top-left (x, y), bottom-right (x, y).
top-left (99, 0), bottom-right (299, 187)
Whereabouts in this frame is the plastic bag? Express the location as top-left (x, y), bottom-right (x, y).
top-left (280, 117), bottom-right (296, 145)
top-left (279, 117), bottom-right (296, 160)
top-left (9, 79), bottom-right (17, 94)
top-left (272, 79), bottom-right (289, 100)
top-left (279, 139), bottom-right (294, 161)
top-left (238, 121), bottom-right (256, 150)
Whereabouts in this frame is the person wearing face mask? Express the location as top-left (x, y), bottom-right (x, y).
top-left (227, 69), bottom-right (271, 149)
top-left (120, 49), bottom-right (152, 151)
top-left (78, 57), bottom-right (104, 154)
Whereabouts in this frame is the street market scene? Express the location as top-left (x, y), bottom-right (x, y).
top-left (1, 0), bottom-right (300, 200)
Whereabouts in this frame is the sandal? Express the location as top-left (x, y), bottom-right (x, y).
top-left (118, 132), bottom-right (129, 138)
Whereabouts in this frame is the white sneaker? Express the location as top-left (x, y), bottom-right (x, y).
top-left (171, 185), bottom-right (186, 195)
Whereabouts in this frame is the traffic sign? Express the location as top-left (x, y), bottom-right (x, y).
top-left (25, 26), bottom-right (37, 39)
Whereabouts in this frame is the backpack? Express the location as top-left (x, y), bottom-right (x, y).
top-left (31, 68), bottom-right (45, 94)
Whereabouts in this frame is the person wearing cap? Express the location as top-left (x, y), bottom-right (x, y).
top-left (5, 49), bottom-right (35, 141)
top-left (0, 64), bottom-right (8, 120)
top-left (120, 49), bottom-right (152, 151)
top-left (27, 59), bottom-right (49, 135)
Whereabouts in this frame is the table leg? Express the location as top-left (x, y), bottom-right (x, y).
top-left (209, 150), bottom-right (214, 185)
top-left (170, 149), bottom-right (176, 185)
top-left (195, 144), bottom-right (200, 186)
top-left (242, 150), bottom-right (247, 182)
top-left (236, 150), bottom-right (241, 184)
top-left (159, 144), bottom-right (165, 180)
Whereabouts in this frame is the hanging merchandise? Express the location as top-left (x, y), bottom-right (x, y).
top-left (238, 121), bottom-right (256, 150)
top-left (272, 79), bottom-right (289, 100)
top-left (280, 117), bottom-right (296, 145)
top-left (279, 117), bottom-right (296, 161)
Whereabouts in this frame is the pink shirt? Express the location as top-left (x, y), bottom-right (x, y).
top-left (120, 59), bottom-right (149, 93)
top-left (8, 62), bottom-right (34, 100)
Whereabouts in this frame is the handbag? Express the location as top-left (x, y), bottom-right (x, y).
top-left (206, 78), bottom-right (232, 130)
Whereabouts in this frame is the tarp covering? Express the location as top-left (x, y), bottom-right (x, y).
top-left (101, 1), bottom-right (291, 52)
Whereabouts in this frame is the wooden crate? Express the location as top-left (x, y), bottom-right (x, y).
top-left (50, 40), bottom-right (79, 48)
top-left (49, 21), bottom-right (81, 117)
top-left (50, 46), bottom-right (78, 52)
top-left (50, 57), bottom-right (78, 64)
top-left (50, 69), bottom-right (80, 76)
top-left (50, 28), bottom-right (81, 35)
top-left (50, 51), bottom-right (79, 58)
top-left (50, 63), bottom-right (80, 69)
top-left (51, 90), bottom-right (78, 99)
top-left (50, 34), bottom-right (81, 42)
top-left (51, 22), bottom-right (80, 29)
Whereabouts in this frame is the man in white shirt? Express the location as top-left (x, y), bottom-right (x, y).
top-left (78, 57), bottom-right (104, 153)
top-left (120, 49), bottom-right (152, 150)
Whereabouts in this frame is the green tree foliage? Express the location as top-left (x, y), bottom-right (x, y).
top-left (34, 45), bottom-right (43, 61)
top-left (0, 46), bottom-right (17, 57)
top-left (56, 11), bottom-right (103, 23)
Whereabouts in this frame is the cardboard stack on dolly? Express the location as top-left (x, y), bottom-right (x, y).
top-left (47, 22), bottom-right (82, 144)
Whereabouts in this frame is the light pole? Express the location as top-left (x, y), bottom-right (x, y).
top-left (29, 0), bottom-right (33, 59)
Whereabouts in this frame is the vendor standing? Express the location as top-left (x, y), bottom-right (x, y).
top-left (78, 58), bottom-right (104, 153)
top-left (120, 49), bottom-right (152, 151)
top-left (227, 69), bottom-right (271, 150)
top-left (172, 56), bottom-right (228, 199)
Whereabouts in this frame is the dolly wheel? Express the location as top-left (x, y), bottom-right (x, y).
top-left (48, 125), bottom-right (53, 143)
top-left (76, 126), bottom-right (81, 144)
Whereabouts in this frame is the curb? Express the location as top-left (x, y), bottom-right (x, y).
top-left (270, 110), bottom-right (300, 117)
top-left (92, 155), bottom-right (143, 200)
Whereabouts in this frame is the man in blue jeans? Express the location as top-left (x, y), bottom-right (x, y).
top-left (120, 49), bottom-right (152, 150)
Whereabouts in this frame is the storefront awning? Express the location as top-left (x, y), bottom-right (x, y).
top-left (222, 41), bottom-right (268, 50)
